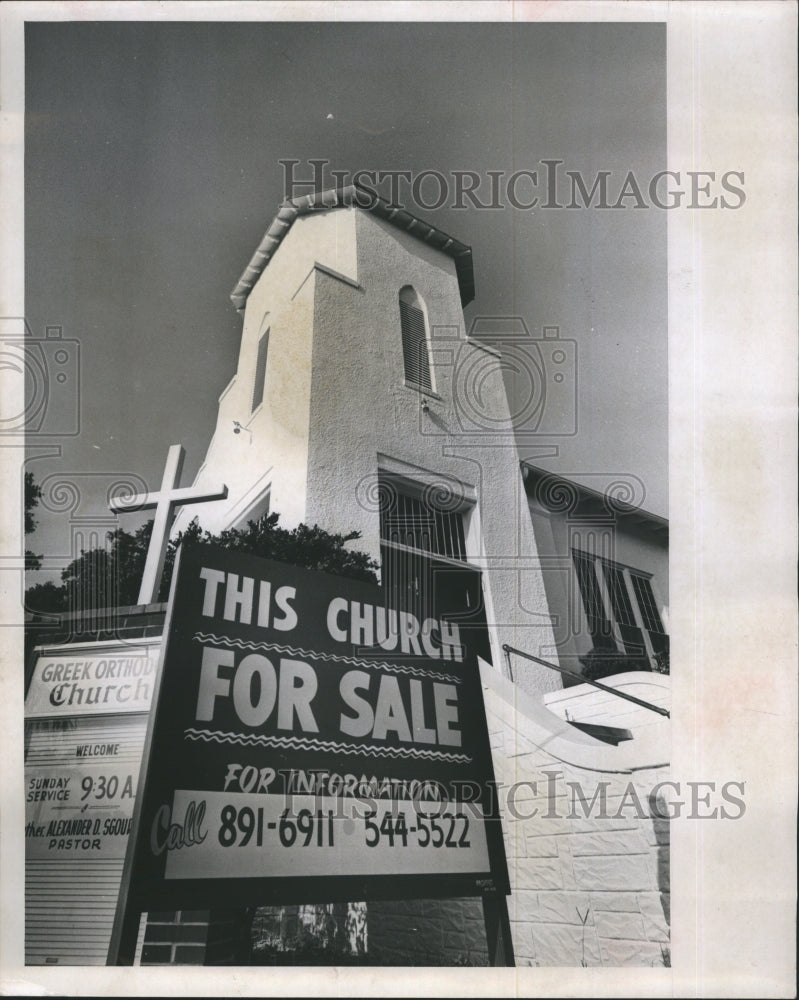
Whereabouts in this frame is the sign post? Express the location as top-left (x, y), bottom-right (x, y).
top-left (110, 542), bottom-right (511, 964)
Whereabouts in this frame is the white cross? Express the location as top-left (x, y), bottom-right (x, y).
top-left (110, 444), bottom-right (227, 606)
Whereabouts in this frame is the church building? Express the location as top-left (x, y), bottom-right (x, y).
top-left (172, 185), bottom-right (562, 701)
top-left (25, 185), bottom-right (671, 968)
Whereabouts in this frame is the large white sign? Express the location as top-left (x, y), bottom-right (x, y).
top-left (158, 792), bottom-right (490, 880)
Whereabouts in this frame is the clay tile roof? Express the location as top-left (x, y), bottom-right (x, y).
top-left (229, 184), bottom-right (475, 312)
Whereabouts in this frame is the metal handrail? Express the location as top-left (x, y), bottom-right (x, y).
top-left (501, 644), bottom-right (670, 719)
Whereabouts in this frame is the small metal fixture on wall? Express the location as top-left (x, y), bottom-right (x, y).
top-left (232, 420), bottom-right (253, 443)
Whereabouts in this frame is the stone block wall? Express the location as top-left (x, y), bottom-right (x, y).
top-left (485, 668), bottom-right (671, 967)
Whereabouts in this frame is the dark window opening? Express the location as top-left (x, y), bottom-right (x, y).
top-left (573, 549), bottom-right (615, 649)
top-left (630, 572), bottom-right (669, 663)
top-left (379, 544), bottom-right (492, 665)
top-left (252, 329), bottom-right (269, 412)
top-left (377, 475), bottom-right (491, 663)
top-left (602, 563), bottom-right (647, 657)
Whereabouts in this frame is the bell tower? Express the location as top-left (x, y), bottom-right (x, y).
top-left (174, 186), bottom-right (560, 697)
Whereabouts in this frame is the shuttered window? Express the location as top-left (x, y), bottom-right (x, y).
top-left (573, 549), bottom-right (615, 648)
top-left (399, 289), bottom-right (432, 390)
top-left (572, 548), bottom-right (669, 670)
top-left (630, 572), bottom-right (669, 658)
top-left (378, 478), bottom-right (486, 658)
top-left (252, 329), bottom-right (269, 412)
top-left (601, 562), bottom-right (647, 658)
top-left (630, 573), bottom-right (664, 633)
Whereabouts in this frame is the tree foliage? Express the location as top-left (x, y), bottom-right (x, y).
top-left (25, 512), bottom-right (378, 615)
top-left (25, 472), bottom-right (43, 535)
top-left (199, 514), bottom-right (378, 584)
top-left (24, 472), bottom-right (43, 571)
top-left (23, 580), bottom-right (67, 613)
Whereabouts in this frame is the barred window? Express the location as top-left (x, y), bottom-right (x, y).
top-left (629, 573), bottom-right (664, 633)
top-left (629, 572), bottom-right (669, 659)
top-left (380, 485), bottom-right (466, 561)
top-left (378, 476), bottom-right (490, 661)
top-left (399, 286), bottom-right (431, 390)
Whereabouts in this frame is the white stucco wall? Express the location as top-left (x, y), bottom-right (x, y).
top-left (172, 210), bottom-right (358, 535)
top-left (485, 664), bottom-right (670, 967)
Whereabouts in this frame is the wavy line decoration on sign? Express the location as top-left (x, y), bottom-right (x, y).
top-left (183, 727), bottom-right (473, 764)
top-left (191, 632), bottom-right (463, 685)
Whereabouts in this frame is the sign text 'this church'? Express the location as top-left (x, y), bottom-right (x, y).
top-left (198, 566), bottom-right (465, 661)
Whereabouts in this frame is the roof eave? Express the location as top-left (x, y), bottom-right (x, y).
top-left (521, 462), bottom-right (669, 535)
top-left (229, 184), bottom-right (475, 313)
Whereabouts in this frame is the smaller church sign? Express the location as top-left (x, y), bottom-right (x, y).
top-left (25, 646), bottom-right (160, 718)
top-left (24, 641), bottom-right (160, 965)
top-left (121, 543), bottom-right (509, 913)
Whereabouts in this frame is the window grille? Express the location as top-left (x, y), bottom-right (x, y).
top-left (573, 549), bottom-right (614, 647)
top-left (602, 564), bottom-right (637, 627)
top-left (630, 573), bottom-right (669, 657)
top-left (377, 478), bottom-right (488, 658)
top-left (380, 487), bottom-right (466, 561)
top-left (630, 573), bottom-right (664, 633)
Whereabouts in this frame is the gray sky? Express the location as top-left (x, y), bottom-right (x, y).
top-left (25, 20), bottom-right (666, 575)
